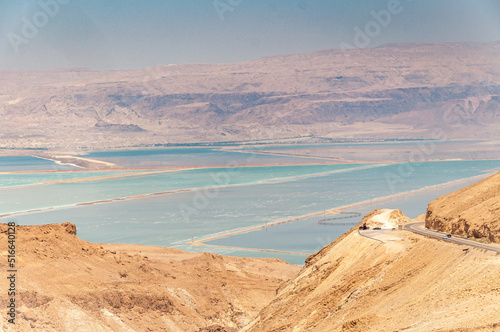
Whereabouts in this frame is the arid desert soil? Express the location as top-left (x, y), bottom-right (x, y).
top-left (0, 223), bottom-right (299, 331)
top-left (243, 210), bottom-right (500, 332)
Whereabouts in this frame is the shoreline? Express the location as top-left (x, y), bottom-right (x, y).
top-left (0, 138), bottom-right (484, 157)
top-left (2, 157), bottom-right (500, 175)
top-left (36, 169), bottom-right (180, 185)
top-left (33, 155), bottom-right (85, 169)
top-left (0, 169), bottom-right (186, 190)
top-left (187, 172), bottom-right (493, 254)
top-left (36, 155), bottom-right (118, 169)
top-left (0, 160), bottom-right (363, 175)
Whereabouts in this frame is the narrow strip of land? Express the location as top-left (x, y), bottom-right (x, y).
top-left (0, 189), bottom-right (191, 219)
top-left (36, 170), bottom-right (180, 185)
top-left (188, 209), bottom-right (342, 249)
top-left (35, 155), bottom-right (118, 169)
top-left (192, 242), bottom-right (311, 256)
top-left (0, 160), bottom-right (355, 174)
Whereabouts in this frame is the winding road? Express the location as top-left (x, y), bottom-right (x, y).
top-left (405, 222), bottom-right (500, 254)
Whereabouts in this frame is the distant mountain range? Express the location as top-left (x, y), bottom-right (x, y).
top-left (1, 41), bottom-right (500, 150)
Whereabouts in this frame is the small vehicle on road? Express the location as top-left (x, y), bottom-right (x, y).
top-left (442, 234), bottom-right (452, 239)
top-left (359, 223), bottom-right (369, 230)
top-left (373, 227), bottom-right (381, 230)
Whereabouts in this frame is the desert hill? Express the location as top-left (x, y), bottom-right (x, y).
top-left (1, 42), bottom-right (500, 150)
top-left (242, 210), bottom-right (500, 332)
top-left (426, 171), bottom-right (500, 243)
top-left (0, 223), bottom-right (299, 331)
top-left (2, 193), bottom-right (500, 331)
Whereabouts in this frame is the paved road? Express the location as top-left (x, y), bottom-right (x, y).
top-left (358, 229), bottom-right (388, 243)
top-left (405, 222), bottom-right (500, 254)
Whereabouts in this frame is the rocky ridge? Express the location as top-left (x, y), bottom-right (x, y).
top-left (1, 42), bottom-right (500, 150)
top-left (426, 171), bottom-right (500, 243)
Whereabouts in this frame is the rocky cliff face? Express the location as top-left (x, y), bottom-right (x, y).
top-left (426, 172), bottom-right (500, 243)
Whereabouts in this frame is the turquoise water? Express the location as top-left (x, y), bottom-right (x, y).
top-left (0, 163), bottom-right (370, 215)
top-left (0, 170), bottom-right (141, 188)
top-left (4, 159), bottom-right (500, 265)
top-left (207, 176), bottom-right (484, 257)
top-left (236, 140), bottom-right (481, 150)
top-left (0, 156), bottom-right (76, 171)
top-left (85, 147), bottom-right (329, 167)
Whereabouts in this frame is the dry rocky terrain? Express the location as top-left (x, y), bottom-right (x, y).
top-left (0, 223), bottom-right (299, 331)
top-left (243, 210), bottom-right (500, 332)
top-left (1, 41), bottom-right (500, 150)
top-left (426, 171), bottom-right (500, 243)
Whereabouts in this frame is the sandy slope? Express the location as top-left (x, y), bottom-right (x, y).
top-left (242, 210), bottom-right (500, 332)
top-left (0, 223), bottom-right (299, 331)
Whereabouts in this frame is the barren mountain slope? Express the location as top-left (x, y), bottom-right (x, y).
top-left (2, 42), bottom-right (500, 149)
top-left (242, 210), bottom-right (500, 332)
top-left (0, 223), bottom-right (299, 331)
top-left (426, 171), bottom-right (500, 243)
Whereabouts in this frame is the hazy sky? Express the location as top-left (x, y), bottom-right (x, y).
top-left (1, 0), bottom-right (500, 70)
